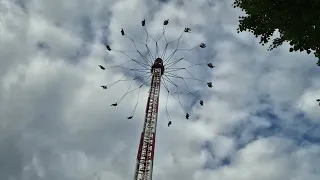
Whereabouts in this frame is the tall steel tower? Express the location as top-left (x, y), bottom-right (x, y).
top-left (133, 58), bottom-right (164, 180)
top-left (97, 19), bottom-right (211, 180)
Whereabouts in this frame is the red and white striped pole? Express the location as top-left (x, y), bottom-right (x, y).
top-left (133, 58), bottom-right (164, 180)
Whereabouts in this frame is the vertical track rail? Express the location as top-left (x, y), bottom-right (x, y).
top-left (134, 67), bottom-right (162, 180)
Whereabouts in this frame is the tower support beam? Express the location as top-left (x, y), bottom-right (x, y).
top-left (134, 67), bottom-right (162, 180)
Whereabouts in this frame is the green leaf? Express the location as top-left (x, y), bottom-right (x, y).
top-left (233, 0), bottom-right (320, 63)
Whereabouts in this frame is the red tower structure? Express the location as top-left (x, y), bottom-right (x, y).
top-left (133, 58), bottom-right (164, 180)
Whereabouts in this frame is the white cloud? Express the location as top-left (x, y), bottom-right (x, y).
top-left (196, 137), bottom-right (320, 180)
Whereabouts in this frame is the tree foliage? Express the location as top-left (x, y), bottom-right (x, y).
top-left (233, 0), bottom-right (320, 65)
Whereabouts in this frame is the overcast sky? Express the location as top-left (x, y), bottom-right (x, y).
top-left (1, 0), bottom-right (320, 180)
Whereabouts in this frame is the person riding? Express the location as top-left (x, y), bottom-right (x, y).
top-left (207, 63), bottom-right (214, 68)
top-left (98, 65), bottom-right (105, 70)
top-left (121, 28), bottom-right (125, 36)
top-left (184, 28), bottom-right (191, 33)
top-left (164, 19), bottom-right (169, 25)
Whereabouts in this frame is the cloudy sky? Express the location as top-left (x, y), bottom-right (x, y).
top-left (1, 0), bottom-right (320, 180)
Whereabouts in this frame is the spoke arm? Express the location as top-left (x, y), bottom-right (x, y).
top-left (163, 74), bottom-right (200, 100)
top-left (117, 74), bottom-right (152, 104)
top-left (124, 34), bottom-right (153, 67)
top-left (129, 68), bottom-right (150, 72)
top-left (184, 68), bottom-right (199, 81)
top-left (116, 79), bottom-right (135, 104)
top-left (103, 59), bottom-right (133, 70)
top-left (132, 59), bottom-right (151, 69)
top-left (163, 31), bottom-right (185, 64)
top-left (137, 50), bottom-right (153, 66)
top-left (165, 71), bottom-right (206, 83)
top-left (130, 90), bottom-right (149, 117)
top-left (165, 68), bottom-right (186, 73)
top-left (165, 58), bottom-right (184, 69)
top-left (162, 77), bottom-right (187, 114)
top-left (143, 26), bottom-right (156, 61)
top-left (164, 45), bottom-right (198, 67)
top-left (105, 71), bottom-right (130, 89)
top-left (161, 81), bottom-right (172, 124)
top-left (113, 49), bottom-right (151, 69)
top-left (166, 57), bottom-right (205, 69)
top-left (128, 87), bottom-right (141, 118)
top-left (134, 71), bottom-right (152, 80)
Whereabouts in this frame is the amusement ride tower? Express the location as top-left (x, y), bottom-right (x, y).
top-left (98, 19), bottom-right (212, 180)
top-left (133, 58), bottom-right (164, 180)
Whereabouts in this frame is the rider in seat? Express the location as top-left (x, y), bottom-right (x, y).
top-left (200, 43), bottom-right (206, 48)
top-left (184, 28), bottom-right (191, 33)
top-left (121, 28), bottom-right (125, 36)
top-left (164, 19), bottom-right (169, 25)
top-left (207, 63), bottom-right (214, 69)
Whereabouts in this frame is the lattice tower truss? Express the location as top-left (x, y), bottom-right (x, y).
top-left (133, 58), bottom-right (164, 180)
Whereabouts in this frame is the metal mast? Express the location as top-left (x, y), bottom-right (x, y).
top-left (133, 58), bottom-right (164, 180)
